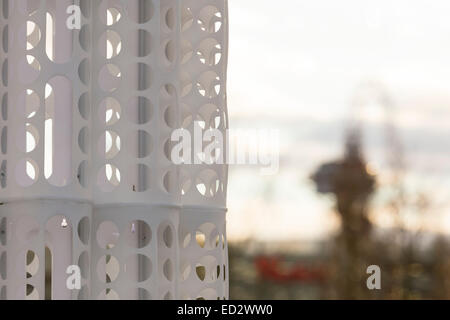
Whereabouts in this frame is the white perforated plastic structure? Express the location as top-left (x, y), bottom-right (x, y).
top-left (0, 0), bottom-right (228, 300)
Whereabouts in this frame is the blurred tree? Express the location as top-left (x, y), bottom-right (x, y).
top-left (431, 236), bottom-right (450, 299)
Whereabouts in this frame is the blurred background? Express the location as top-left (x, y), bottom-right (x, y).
top-left (226, 0), bottom-right (450, 299)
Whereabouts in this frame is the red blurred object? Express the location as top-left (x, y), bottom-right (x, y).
top-left (255, 256), bottom-right (326, 284)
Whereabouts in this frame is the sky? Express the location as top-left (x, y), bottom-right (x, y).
top-left (226, 0), bottom-right (450, 243)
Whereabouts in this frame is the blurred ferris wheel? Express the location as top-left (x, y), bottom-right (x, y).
top-left (311, 80), bottom-right (405, 199)
top-left (347, 80), bottom-right (405, 178)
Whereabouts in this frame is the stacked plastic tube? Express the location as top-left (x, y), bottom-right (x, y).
top-left (0, 0), bottom-right (228, 300)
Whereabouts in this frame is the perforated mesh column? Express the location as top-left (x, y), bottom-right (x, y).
top-left (179, 0), bottom-right (229, 300)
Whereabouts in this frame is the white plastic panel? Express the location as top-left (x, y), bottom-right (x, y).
top-left (0, 200), bottom-right (92, 300)
top-left (91, 0), bottom-right (181, 207)
top-left (0, 0), bottom-right (92, 203)
top-left (91, 205), bottom-right (178, 300)
top-left (179, 0), bottom-right (229, 209)
top-left (179, 208), bottom-right (228, 300)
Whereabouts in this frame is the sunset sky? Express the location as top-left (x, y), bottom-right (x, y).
top-left (226, 0), bottom-right (450, 243)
